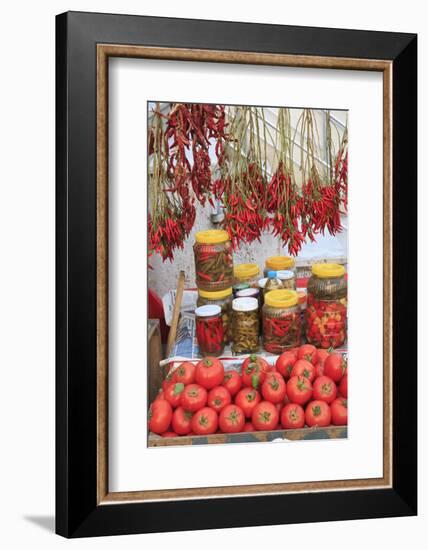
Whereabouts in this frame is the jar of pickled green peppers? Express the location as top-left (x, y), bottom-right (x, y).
top-left (194, 230), bottom-right (233, 291)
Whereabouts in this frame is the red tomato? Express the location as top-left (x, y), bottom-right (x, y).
top-left (331, 397), bottom-right (348, 425)
top-left (291, 359), bottom-right (315, 382)
top-left (154, 390), bottom-right (166, 402)
top-left (286, 376), bottom-right (313, 405)
top-left (191, 407), bottom-right (218, 435)
top-left (242, 354), bottom-right (270, 374)
top-left (324, 353), bottom-right (347, 382)
top-left (298, 344), bottom-right (318, 364)
top-left (195, 357), bottom-right (224, 389)
top-left (275, 351), bottom-right (296, 379)
top-left (281, 403), bottom-right (305, 429)
top-left (162, 379), bottom-right (172, 392)
top-left (148, 400), bottom-right (172, 435)
top-left (288, 348), bottom-right (299, 360)
top-left (180, 383), bottom-right (207, 412)
top-left (207, 386), bottom-right (232, 413)
top-left (305, 400), bottom-right (331, 427)
top-left (241, 361), bottom-right (266, 389)
top-left (261, 372), bottom-right (287, 404)
top-left (314, 362), bottom-right (324, 378)
top-left (243, 421), bottom-right (255, 432)
top-left (339, 373), bottom-right (348, 398)
top-left (252, 401), bottom-right (279, 431)
top-left (164, 382), bottom-right (185, 408)
top-left (222, 370), bottom-right (242, 396)
top-left (235, 387), bottom-right (261, 418)
top-left (316, 349), bottom-right (331, 366)
top-left (171, 361), bottom-right (196, 385)
top-left (219, 404), bottom-right (245, 433)
top-left (171, 406), bottom-right (193, 435)
top-left (161, 431), bottom-right (177, 438)
top-left (312, 376), bottom-right (337, 404)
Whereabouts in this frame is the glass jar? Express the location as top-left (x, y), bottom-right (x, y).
top-left (277, 270), bottom-right (296, 290)
top-left (194, 230), bottom-right (233, 291)
top-left (262, 290), bottom-right (301, 354)
top-left (231, 297), bottom-right (259, 354)
top-left (264, 256), bottom-right (295, 277)
top-left (305, 263), bottom-right (347, 349)
top-left (197, 287), bottom-right (233, 344)
top-left (236, 287), bottom-right (262, 334)
top-left (233, 263), bottom-right (261, 288)
top-left (263, 271), bottom-right (283, 296)
top-left (195, 304), bottom-right (225, 357)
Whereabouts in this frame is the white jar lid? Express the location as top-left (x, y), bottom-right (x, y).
top-left (277, 270), bottom-right (294, 280)
top-left (232, 297), bottom-right (258, 312)
top-left (195, 304), bottom-right (221, 317)
top-left (236, 288), bottom-right (259, 298)
top-left (258, 277), bottom-right (268, 288)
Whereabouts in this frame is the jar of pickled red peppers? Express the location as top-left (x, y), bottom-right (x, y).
top-left (305, 263), bottom-right (347, 349)
top-left (262, 290), bottom-right (301, 353)
top-left (195, 305), bottom-right (225, 357)
top-left (197, 288), bottom-right (233, 344)
top-left (194, 230), bottom-right (233, 291)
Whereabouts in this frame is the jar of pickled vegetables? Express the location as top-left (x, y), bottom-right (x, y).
top-left (232, 297), bottom-right (259, 355)
top-left (194, 230), bottom-right (233, 291)
top-left (263, 271), bottom-right (283, 296)
top-left (305, 263), bottom-right (347, 349)
top-left (277, 270), bottom-right (296, 290)
top-left (264, 256), bottom-right (295, 277)
top-left (234, 263), bottom-right (261, 288)
top-left (197, 287), bottom-right (233, 343)
top-left (195, 305), bottom-right (225, 357)
top-left (236, 287), bottom-right (262, 334)
top-left (262, 289), bottom-right (301, 354)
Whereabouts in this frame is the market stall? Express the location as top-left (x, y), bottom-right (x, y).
top-left (147, 103), bottom-right (348, 447)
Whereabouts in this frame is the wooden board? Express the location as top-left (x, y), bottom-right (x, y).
top-left (148, 426), bottom-right (347, 447)
top-left (148, 319), bottom-right (163, 404)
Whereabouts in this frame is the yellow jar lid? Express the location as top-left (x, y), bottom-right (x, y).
top-left (265, 289), bottom-right (298, 308)
top-left (266, 256), bottom-right (295, 270)
top-left (198, 287), bottom-right (233, 299)
top-left (234, 263), bottom-right (260, 280)
top-left (195, 229), bottom-right (230, 244)
top-left (312, 263), bottom-right (345, 278)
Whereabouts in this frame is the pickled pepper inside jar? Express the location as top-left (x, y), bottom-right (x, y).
top-left (305, 263), bottom-right (347, 349)
top-left (194, 230), bottom-right (233, 291)
top-left (232, 297), bottom-right (259, 355)
top-left (262, 289), bottom-right (301, 354)
top-left (197, 287), bottom-right (233, 344)
top-left (195, 304), bottom-right (225, 357)
top-left (277, 269), bottom-right (296, 290)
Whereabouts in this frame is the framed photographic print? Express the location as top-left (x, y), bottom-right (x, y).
top-left (56, 11), bottom-right (417, 538)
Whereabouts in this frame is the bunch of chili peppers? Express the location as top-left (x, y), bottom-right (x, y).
top-left (148, 102), bottom-right (227, 261)
top-left (149, 103), bottom-right (348, 261)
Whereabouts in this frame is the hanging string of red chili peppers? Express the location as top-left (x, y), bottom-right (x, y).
top-left (148, 102), bottom-right (348, 260)
top-left (148, 102), bottom-right (227, 261)
top-left (267, 107), bottom-right (304, 255)
top-left (213, 106), bottom-right (269, 248)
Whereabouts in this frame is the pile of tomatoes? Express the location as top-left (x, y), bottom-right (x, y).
top-left (148, 345), bottom-right (348, 437)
